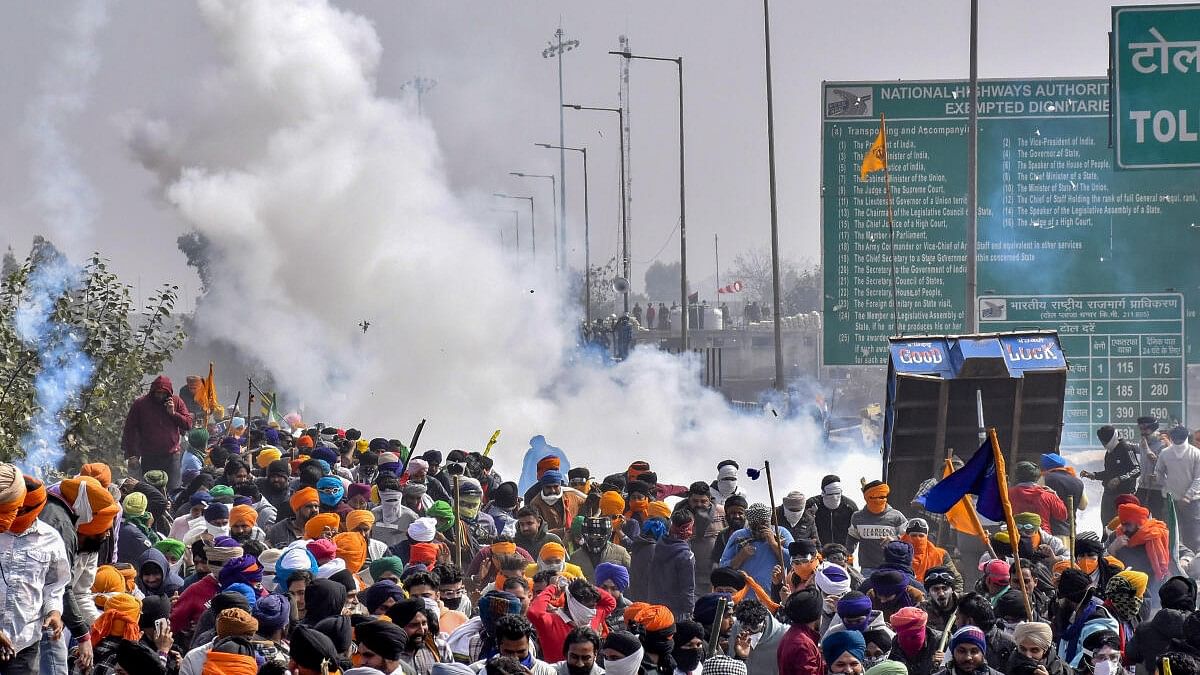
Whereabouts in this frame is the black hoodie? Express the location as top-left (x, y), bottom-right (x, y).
top-left (1128, 607), bottom-right (1191, 674)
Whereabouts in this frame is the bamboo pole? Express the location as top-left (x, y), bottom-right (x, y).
top-left (989, 427), bottom-right (1034, 621)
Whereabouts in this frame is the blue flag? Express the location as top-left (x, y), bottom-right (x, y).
top-left (917, 439), bottom-right (1005, 522)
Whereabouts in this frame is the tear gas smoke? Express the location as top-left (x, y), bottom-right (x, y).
top-left (129, 0), bottom-right (877, 496)
top-left (17, 0), bottom-right (109, 474)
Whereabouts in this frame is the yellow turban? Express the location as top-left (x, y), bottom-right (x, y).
top-left (256, 447), bottom-right (282, 469)
top-left (304, 512), bottom-right (341, 540)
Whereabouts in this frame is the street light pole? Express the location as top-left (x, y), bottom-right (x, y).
top-left (510, 172), bottom-right (558, 273)
top-left (611, 50), bottom-right (687, 350)
top-left (762, 0), bottom-right (785, 390)
top-left (564, 104), bottom-right (628, 314)
top-left (493, 193), bottom-right (535, 257)
top-left (488, 208), bottom-right (520, 260)
top-left (400, 77), bottom-right (438, 117)
top-left (543, 29), bottom-right (579, 283)
top-left (537, 143), bottom-right (590, 320)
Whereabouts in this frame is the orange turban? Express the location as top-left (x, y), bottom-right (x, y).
top-left (92, 565), bottom-right (125, 595)
top-left (624, 602), bottom-right (649, 624)
top-left (10, 475), bottom-right (47, 534)
top-left (410, 542), bottom-right (439, 567)
top-left (290, 487), bottom-right (320, 513)
top-left (296, 435), bottom-right (315, 450)
top-left (536, 456), bottom-right (561, 479)
top-left (90, 593), bottom-right (142, 646)
top-left (634, 604), bottom-right (675, 632)
top-left (230, 505), bottom-right (258, 527)
top-left (346, 510), bottom-right (375, 532)
top-left (647, 502), bottom-right (672, 520)
top-left (333, 532), bottom-right (367, 572)
top-left (80, 463), bottom-right (112, 487)
top-left (1119, 503), bottom-right (1149, 525)
top-left (304, 512), bottom-right (341, 540)
top-left (864, 483), bottom-right (891, 500)
top-left (0, 464), bottom-right (27, 531)
top-left (115, 564), bottom-right (137, 592)
top-left (539, 542), bottom-right (566, 560)
top-left (627, 461), bottom-right (651, 480)
top-left (491, 541), bottom-right (517, 557)
top-left (600, 491), bottom-right (626, 517)
top-left (60, 476), bottom-right (118, 536)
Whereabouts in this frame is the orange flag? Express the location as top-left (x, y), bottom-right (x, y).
top-left (200, 362), bottom-right (220, 415)
top-left (859, 114), bottom-right (888, 180)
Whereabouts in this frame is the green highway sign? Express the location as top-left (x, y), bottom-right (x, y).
top-left (978, 293), bottom-right (1186, 448)
top-left (1113, 4), bottom-right (1200, 169)
top-left (821, 78), bottom-right (1200, 368)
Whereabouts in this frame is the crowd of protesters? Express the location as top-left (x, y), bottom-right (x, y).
top-left (0, 376), bottom-right (1196, 675)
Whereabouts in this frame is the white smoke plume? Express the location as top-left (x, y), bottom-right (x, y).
top-left (17, 0), bottom-right (109, 475)
top-left (130, 0), bottom-right (877, 499)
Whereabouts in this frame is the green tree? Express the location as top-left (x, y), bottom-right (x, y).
top-left (643, 261), bottom-right (682, 304)
top-left (0, 243), bottom-right (186, 473)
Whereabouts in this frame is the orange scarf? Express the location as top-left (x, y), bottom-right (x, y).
top-left (1126, 518), bottom-right (1170, 580)
top-left (1046, 466), bottom-right (1078, 478)
top-left (902, 534), bottom-right (947, 584)
top-left (732, 571), bottom-right (780, 613)
top-left (89, 611), bottom-right (141, 646)
top-left (201, 651), bottom-right (258, 675)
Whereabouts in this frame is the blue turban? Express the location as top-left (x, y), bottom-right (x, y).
top-left (539, 470), bottom-right (565, 486)
top-left (821, 629), bottom-right (866, 664)
top-left (361, 580), bottom-right (407, 614)
top-left (314, 447), bottom-right (340, 466)
top-left (220, 436), bottom-right (242, 454)
top-left (692, 592), bottom-right (732, 627)
top-left (273, 546), bottom-right (318, 592)
top-left (219, 554), bottom-right (264, 588)
top-left (253, 593), bottom-right (290, 633)
top-left (223, 582), bottom-right (258, 611)
top-left (233, 496), bottom-right (254, 507)
top-left (190, 490), bottom-right (213, 507)
top-left (315, 459), bottom-right (331, 475)
top-left (836, 592), bottom-right (874, 619)
top-left (263, 428), bottom-right (281, 446)
top-left (478, 590), bottom-right (523, 632)
top-left (204, 502), bottom-right (230, 522)
top-left (316, 476), bottom-right (345, 507)
top-left (1040, 453), bottom-right (1067, 470)
top-left (641, 518), bottom-right (668, 541)
top-left (595, 563), bottom-right (630, 592)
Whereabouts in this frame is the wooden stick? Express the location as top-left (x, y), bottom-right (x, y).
top-left (408, 419), bottom-right (427, 460)
top-left (764, 461), bottom-right (788, 569)
top-left (707, 596), bottom-right (728, 656)
top-left (452, 474), bottom-right (462, 569)
top-left (989, 428), bottom-right (1034, 621)
top-left (1068, 495), bottom-right (1076, 565)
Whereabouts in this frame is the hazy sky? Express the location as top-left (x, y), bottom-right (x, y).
top-left (2, 0), bottom-right (1187, 303)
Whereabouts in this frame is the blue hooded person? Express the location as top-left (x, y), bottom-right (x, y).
top-left (517, 435), bottom-right (570, 496)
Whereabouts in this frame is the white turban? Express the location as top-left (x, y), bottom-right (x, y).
top-left (407, 517), bottom-right (437, 543)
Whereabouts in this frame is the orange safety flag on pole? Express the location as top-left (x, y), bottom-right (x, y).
top-left (859, 114), bottom-right (888, 180)
top-left (943, 459), bottom-right (985, 538)
top-left (200, 362), bottom-right (221, 414)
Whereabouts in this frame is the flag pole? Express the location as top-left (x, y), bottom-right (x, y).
top-left (989, 427), bottom-right (1034, 621)
top-left (881, 112), bottom-right (899, 336)
top-left (945, 457), bottom-right (997, 559)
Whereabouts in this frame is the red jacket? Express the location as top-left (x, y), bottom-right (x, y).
top-left (170, 574), bottom-right (217, 633)
top-left (1008, 484), bottom-right (1068, 530)
top-left (778, 623), bottom-right (824, 675)
top-left (121, 376), bottom-right (194, 458)
top-left (527, 584), bottom-right (616, 663)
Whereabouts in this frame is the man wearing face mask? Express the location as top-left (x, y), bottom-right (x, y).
top-left (807, 475), bottom-right (858, 550)
top-left (728, 598), bottom-right (787, 675)
top-left (918, 567), bottom-right (960, 632)
top-left (1108, 502), bottom-right (1170, 595)
top-left (849, 480), bottom-right (907, 578)
top-left (709, 495), bottom-right (747, 573)
top-left (373, 481), bottom-right (420, 548)
top-left (709, 461), bottom-right (745, 507)
top-left (823, 591), bottom-right (888, 638)
top-left (1073, 532), bottom-right (1122, 592)
top-left (528, 542), bottom-right (585, 581)
top-left (448, 478), bottom-right (498, 564)
top-left (528, 577), bottom-right (616, 663)
top-left (531, 471), bottom-right (585, 540)
top-left (648, 510), bottom-right (698, 619)
top-left (668, 620), bottom-right (707, 675)
top-left (569, 517), bottom-right (631, 581)
top-left (901, 519), bottom-right (959, 591)
top-left (776, 539), bottom-right (821, 601)
top-left (777, 491), bottom-right (818, 545)
top-left (678, 482), bottom-right (724, 596)
top-left (719, 503), bottom-right (794, 591)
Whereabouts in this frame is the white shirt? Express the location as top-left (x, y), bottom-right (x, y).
top-left (0, 519), bottom-right (71, 652)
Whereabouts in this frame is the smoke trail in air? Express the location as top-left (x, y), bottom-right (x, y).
top-left (129, 0), bottom-right (879, 499)
top-left (17, 0), bottom-right (110, 473)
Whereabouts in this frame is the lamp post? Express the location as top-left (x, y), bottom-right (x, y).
top-left (488, 208), bottom-right (520, 260)
top-left (536, 143), bottom-right (590, 320)
top-left (761, 0), bottom-right (785, 390)
top-left (542, 29), bottom-right (579, 282)
top-left (510, 172), bottom-right (558, 272)
top-left (492, 193), bottom-right (535, 257)
top-left (564, 104), bottom-right (629, 314)
top-left (610, 50), bottom-right (687, 350)
top-left (400, 77), bottom-right (438, 117)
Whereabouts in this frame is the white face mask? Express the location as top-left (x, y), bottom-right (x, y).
top-left (538, 560), bottom-right (566, 574)
top-left (784, 508), bottom-right (804, 526)
top-left (207, 522), bottom-right (230, 538)
top-left (822, 493), bottom-right (842, 509)
top-left (716, 478), bottom-right (737, 496)
top-left (541, 491), bottom-right (562, 505)
top-left (603, 648), bottom-right (645, 675)
top-left (567, 593), bottom-right (597, 626)
top-left (1094, 658), bottom-right (1116, 675)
